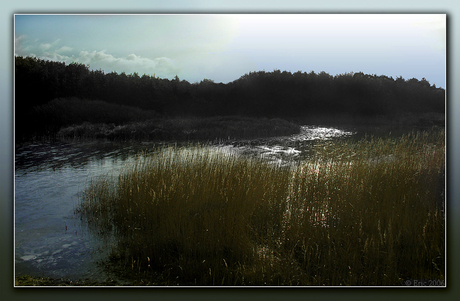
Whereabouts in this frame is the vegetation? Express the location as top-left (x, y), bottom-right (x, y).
top-left (76, 128), bottom-right (445, 286)
top-left (54, 113), bottom-right (300, 142)
top-left (15, 56), bottom-right (445, 142)
top-left (21, 97), bottom-right (160, 140)
top-left (15, 275), bottom-right (122, 286)
top-left (17, 97), bottom-right (300, 143)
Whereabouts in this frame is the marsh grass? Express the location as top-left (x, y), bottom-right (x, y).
top-left (79, 146), bottom-right (292, 285)
top-left (283, 131), bottom-right (445, 285)
top-left (78, 129), bottom-right (445, 286)
top-left (57, 116), bottom-right (300, 142)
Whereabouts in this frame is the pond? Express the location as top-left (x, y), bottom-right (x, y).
top-left (14, 125), bottom-right (415, 282)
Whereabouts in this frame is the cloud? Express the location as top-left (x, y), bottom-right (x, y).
top-left (150, 57), bottom-right (179, 75)
top-left (15, 35), bottom-right (27, 47)
top-left (14, 35), bottom-right (33, 56)
top-left (78, 50), bottom-right (113, 63)
top-left (126, 53), bottom-right (138, 61)
top-left (41, 52), bottom-right (73, 62)
top-left (38, 39), bottom-right (61, 52)
top-left (39, 43), bottom-right (52, 51)
top-left (15, 36), bottom-right (67, 59)
top-left (75, 50), bottom-right (181, 78)
top-left (14, 34), bottom-right (182, 79)
top-left (55, 46), bottom-right (73, 53)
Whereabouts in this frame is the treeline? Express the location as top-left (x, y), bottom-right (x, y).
top-left (15, 56), bottom-right (445, 140)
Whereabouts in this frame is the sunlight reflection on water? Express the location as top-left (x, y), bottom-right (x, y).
top-left (286, 126), bottom-right (356, 142)
top-left (218, 126), bottom-right (356, 166)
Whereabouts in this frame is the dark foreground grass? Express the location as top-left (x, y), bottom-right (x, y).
top-left (15, 275), bottom-right (122, 286)
top-left (77, 128), bottom-right (445, 286)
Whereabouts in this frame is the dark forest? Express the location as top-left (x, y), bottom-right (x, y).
top-left (15, 56), bottom-right (445, 142)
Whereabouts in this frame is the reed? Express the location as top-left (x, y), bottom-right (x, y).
top-left (80, 145), bottom-right (292, 285)
top-left (77, 128), bottom-right (445, 285)
top-left (282, 129), bottom-right (445, 285)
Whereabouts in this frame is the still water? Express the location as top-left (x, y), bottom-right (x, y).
top-left (14, 125), bottom-right (377, 281)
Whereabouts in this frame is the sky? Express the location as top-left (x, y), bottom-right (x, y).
top-left (14, 13), bottom-right (446, 87)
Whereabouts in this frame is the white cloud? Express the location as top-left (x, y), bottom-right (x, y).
top-left (79, 50), bottom-right (114, 63)
top-left (73, 50), bottom-right (181, 78)
top-left (39, 43), bottom-right (52, 51)
top-left (14, 34), bottom-right (182, 78)
top-left (55, 46), bottom-right (73, 53)
top-left (126, 53), bottom-right (138, 61)
top-left (41, 52), bottom-right (73, 62)
top-left (14, 35), bottom-right (29, 56)
top-left (15, 35), bottom-right (27, 47)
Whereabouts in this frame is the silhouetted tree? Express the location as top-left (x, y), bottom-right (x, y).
top-left (15, 55), bottom-right (445, 141)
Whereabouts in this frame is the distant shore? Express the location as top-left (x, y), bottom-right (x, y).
top-left (55, 115), bottom-right (302, 143)
top-left (16, 97), bottom-right (444, 145)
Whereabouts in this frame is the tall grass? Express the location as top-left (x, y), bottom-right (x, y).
top-left (78, 129), bottom-right (445, 286)
top-left (80, 146), bottom-right (292, 285)
top-left (283, 129), bottom-right (445, 285)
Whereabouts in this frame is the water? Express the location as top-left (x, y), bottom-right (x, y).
top-left (220, 126), bottom-right (355, 165)
top-left (15, 141), bottom-right (151, 282)
top-left (14, 125), bottom-right (402, 282)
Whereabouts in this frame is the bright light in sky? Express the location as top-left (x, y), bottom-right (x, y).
top-left (14, 14), bottom-right (445, 87)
